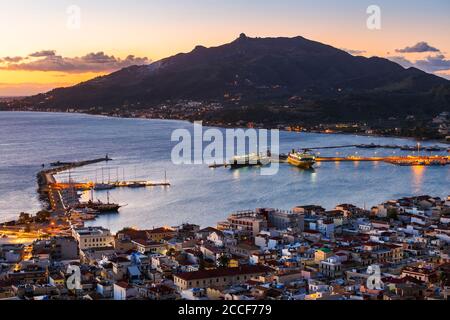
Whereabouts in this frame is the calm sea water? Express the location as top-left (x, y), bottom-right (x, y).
top-left (0, 111), bottom-right (448, 232)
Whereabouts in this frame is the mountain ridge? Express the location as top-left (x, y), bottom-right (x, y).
top-left (6, 34), bottom-right (450, 123)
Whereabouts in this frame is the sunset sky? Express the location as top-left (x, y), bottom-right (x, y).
top-left (1, 0), bottom-right (449, 96)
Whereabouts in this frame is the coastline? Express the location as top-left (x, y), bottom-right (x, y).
top-left (2, 109), bottom-right (449, 144)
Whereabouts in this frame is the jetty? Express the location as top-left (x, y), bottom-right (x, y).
top-left (37, 156), bottom-right (112, 212)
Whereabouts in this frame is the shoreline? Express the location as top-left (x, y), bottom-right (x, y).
top-left (2, 109), bottom-right (449, 144)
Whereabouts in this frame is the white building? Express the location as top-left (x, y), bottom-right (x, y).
top-left (72, 226), bottom-right (114, 250)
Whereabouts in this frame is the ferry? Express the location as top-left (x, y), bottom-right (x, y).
top-left (287, 150), bottom-right (316, 169)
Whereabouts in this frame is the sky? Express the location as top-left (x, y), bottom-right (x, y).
top-left (0, 0), bottom-right (449, 96)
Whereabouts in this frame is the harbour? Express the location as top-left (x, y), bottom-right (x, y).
top-left (0, 112), bottom-right (449, 232)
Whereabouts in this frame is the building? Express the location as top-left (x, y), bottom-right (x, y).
top-left (173, 266), bottom-right (273, 290)
top-left (32, 237), bottom-right (79, 261)
top-left (319, 257), bottom-right (342, 278)
top-left (401, 267), bottom-right (437, 283)
top-left (219, 211), bottom-right (268, 237)
top-left (113, 282), bottom-right (137, 300)
top-left (146, 227), bottom-right (177, 242)
top-left (72, 226), bottom-right (114, 250)
top-left (267, 209), bottom-right (304, 232)
top-left (314, 248), bottom-right (333, 263)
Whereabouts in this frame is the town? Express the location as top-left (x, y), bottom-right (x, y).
top-left (1, 194), bottom-right (450, 300)
top-left (3, 100), bottom-right (450, 142)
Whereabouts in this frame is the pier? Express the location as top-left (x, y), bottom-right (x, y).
top-left (37, 156), bottom-right (112, 212)
top-left (210, 155), bottom-right (450, 168)
top-left (37, 156), bottom-right (171, 213)
top-left (316, 155), bottom-right (449, 165)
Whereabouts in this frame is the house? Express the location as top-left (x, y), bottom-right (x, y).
top-left (254, 233), bottom-right (279, 250)
top-left (138, 284), bottom-right (177, 300)
top-left (113, 282), bottom-right (137, 300)
top-left (196, 227), bottom-right (222, 240)
top-left (200, 244), bottom-right (226, 263)
top-left (228, 243), bottom-right (261, 258)
top-left (173, 265), bottom-right (274, 290)
top-left (249, 250), bottom-right (278, 265)
top-left (401, 267), bottom-right (437, 284)
top-left (207, 231), bottom-right (225, 247)
top-left (146, 227), bottom-right (177, 242)
top-left (314, 248), bottom-right (333, 263)
top-left (96, 280), bottom-right (114, 298)
top-left (132, 239), bottom-right (166, 255)
top-left (319, 257), bottom-right (342, 278)
top-left (48, 273), bottom-right (65, 287)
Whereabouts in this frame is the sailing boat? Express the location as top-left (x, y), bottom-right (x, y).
top-left (94, 167), bottom-right (115, 190)
top-left (87, 189), bottom-right (121, 213)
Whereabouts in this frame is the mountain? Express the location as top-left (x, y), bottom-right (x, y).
top-left (10, 34), bottom-right (450, 122)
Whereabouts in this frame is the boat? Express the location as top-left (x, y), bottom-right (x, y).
top-left (128, 182), bottom-right (146, 188)
top-left (94, 183), bottom-right (115, 191)
top-left (50, 161), bottom-right (72, 167)
top-left (78, 190), bottom-right (121, 213)
top-left (424, 145), bottom-right (444, 152)
top-left (287, 150), bottom-right (316, 169)
top-left (229, 153), bottom-right (270, 169)
top-left (86, 200), bottom-right (121, 213)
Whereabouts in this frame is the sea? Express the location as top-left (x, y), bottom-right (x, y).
top-left (0, 111), bottom-right (448, 232)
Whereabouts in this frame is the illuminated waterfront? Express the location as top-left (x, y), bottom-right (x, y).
top-left (0, 112), bottom-right (449, 232)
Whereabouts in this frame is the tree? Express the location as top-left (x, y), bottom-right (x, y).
top-left (387, 208), bottom-right (398, 221)
top-left (217, 254), bottom-right (230, 268)
top-left (167, 248), bottom-right (176, 257)
top-left (36, 210), bottom-right (51, 223)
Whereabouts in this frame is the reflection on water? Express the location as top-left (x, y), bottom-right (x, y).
top-left (411, 166), bottom-right (426, 193)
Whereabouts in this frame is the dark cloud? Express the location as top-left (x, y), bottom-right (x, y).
top-left (1, 51), bottom-right (150, 73)
top-left (29, 50), bottom-right (56, 57)
top-left (387, 56), bottom-right (415, 69)
top-left (0, 56), bottom-right (24, 63)
top-left (415, 54), bottom-right (450, 72)
top-left (388, 54), bottom-right (450, 75)
top-left (396, 42), bottom-right (440, 53)
top-left (342, 48), bottom-right (366, 55)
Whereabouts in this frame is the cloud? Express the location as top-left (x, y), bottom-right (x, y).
top-left (1, 51), bottom-right (150, 73)
top-left (388, 54), bottom-right (450, 76)
top-left (29, 50), bottom-right (56, 57)
top-left (415, 54), bottom-right (450, 72)
top-left (0, 56), bottom-right (24, 63)
top-left (387, 56), bottom-right (416, 69)
top-left (342, 48), bottom-right (366, 55)
top-left (396, 42), bottom-right (440, 53)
